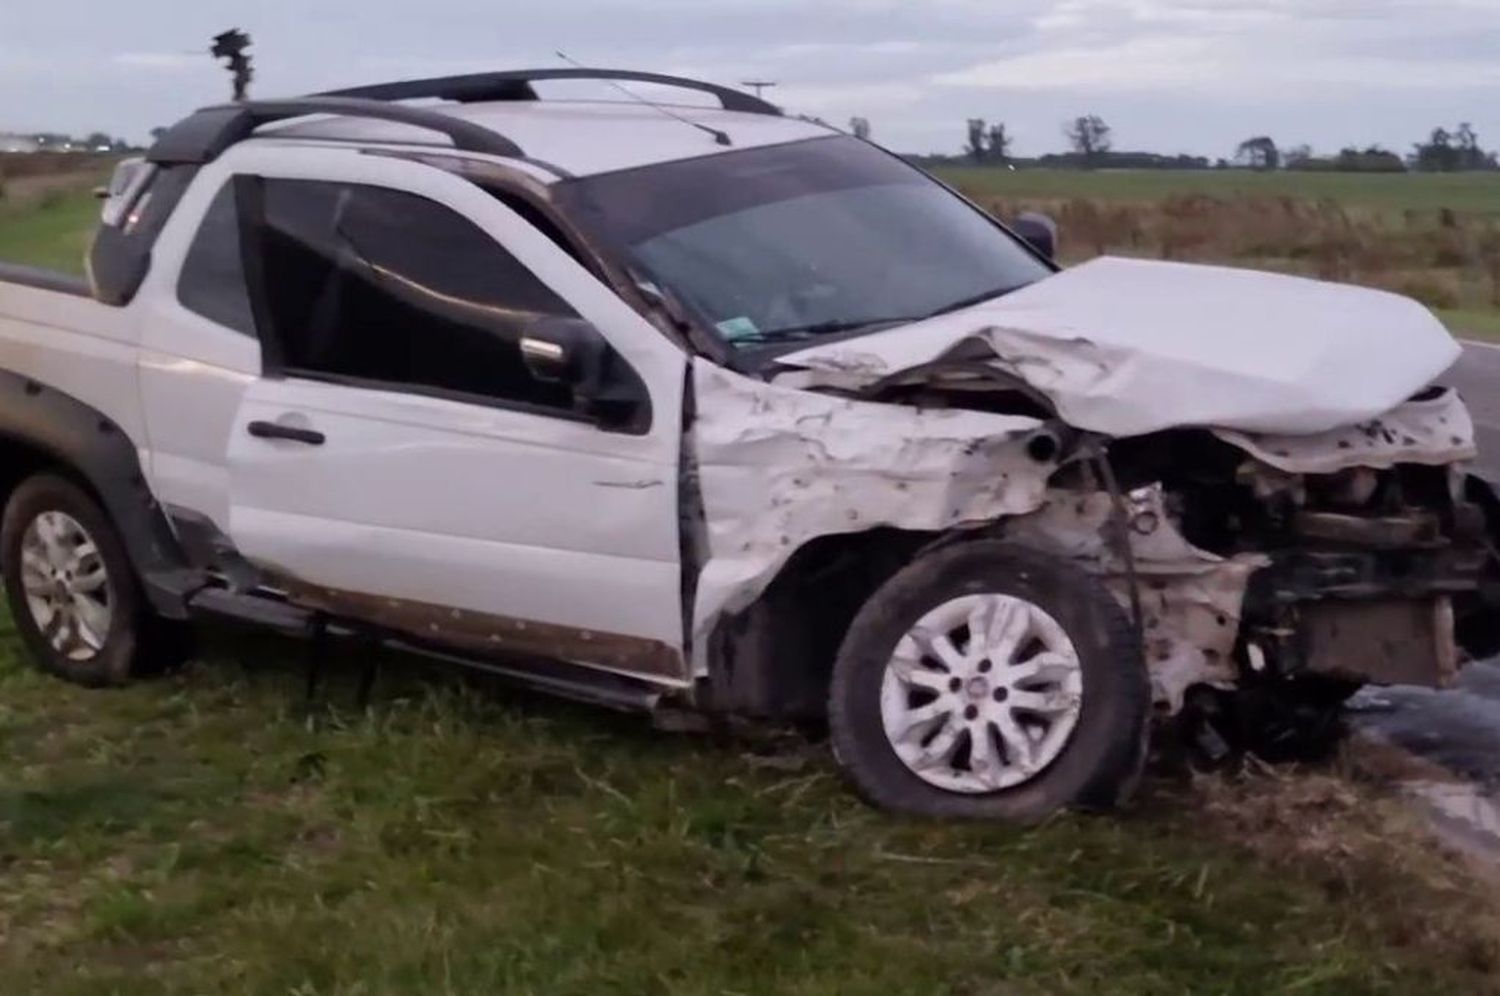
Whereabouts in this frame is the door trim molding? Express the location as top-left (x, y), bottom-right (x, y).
top-left (277, 574), bottom-right (689, 683)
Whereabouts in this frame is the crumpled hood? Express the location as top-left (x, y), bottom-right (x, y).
top-left (773, 256), bottom-right (1461, 437)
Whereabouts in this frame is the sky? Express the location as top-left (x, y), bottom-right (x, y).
top-left (2, 0), bottom-right (1499, 158)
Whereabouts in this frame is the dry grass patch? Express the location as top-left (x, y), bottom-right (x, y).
top-left (967, 188), bottom-right (1500, 328)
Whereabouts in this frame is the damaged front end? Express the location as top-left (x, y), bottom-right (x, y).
top-left (693, 286), bottom-right (1497, 762)
top-left (1004, 385), bottom-right (1498, 732)
top-left (705, 356), bottom-right (1499, 730)
top-left (745, 262), bottom-right (1497, 732)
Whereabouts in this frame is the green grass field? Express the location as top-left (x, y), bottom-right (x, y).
top-left (0, 188), bottom-right (99, 275)
top-left (4, 628), bottom-right (1500, 995)
top-left (4, 177), bottom-right (1500, 992)
top-left (934, 167), bottom-right (1500, 215)
top-left (933, 167), bottom-right (1500, 340)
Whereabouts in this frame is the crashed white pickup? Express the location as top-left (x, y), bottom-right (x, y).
top-left (0, 73), bottom-right (1494, 822)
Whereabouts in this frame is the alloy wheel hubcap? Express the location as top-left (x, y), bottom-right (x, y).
top-left (880, 592), bottom-right (1084, 794)
top-left (19, 510), bottom-right (112, 661)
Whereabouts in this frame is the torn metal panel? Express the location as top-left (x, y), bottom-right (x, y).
top-left (1213, 387), bottom-right (1476, 474)
top-left (774, 256), bottom-right (1461, 437)
top-left (1004, 486), bottom-right (1267, 712)
top-left (690, 359), bottom-right (1055, 672)
top-left (1299, 597), bottom-right (1459, 688)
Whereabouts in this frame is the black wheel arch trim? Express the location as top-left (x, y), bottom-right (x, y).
top-left (0, 370), bottom-right (199, 618)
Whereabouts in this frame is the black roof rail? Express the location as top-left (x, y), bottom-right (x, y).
top-left (147, 96), bottom-right (524, 166)
top-left (320, 68), bottom-right (783, 117)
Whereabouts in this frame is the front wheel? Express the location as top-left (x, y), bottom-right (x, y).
top-left (828, 540), bottom-right (1149, 822)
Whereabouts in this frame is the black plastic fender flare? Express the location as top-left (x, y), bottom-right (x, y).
top-left (0, 370), bottom-right (197, 618)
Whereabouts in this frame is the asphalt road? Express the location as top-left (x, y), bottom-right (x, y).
top-left (1353, 341), bottom-right (1500, 800)
top-left (1441, 341), bottom-right (1500, 483)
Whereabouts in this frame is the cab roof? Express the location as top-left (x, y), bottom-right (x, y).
top-left (262, 99), bottom-right (833, 179)
top-left (146, 68), bottom-right (836, 181)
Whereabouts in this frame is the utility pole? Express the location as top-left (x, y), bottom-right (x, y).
top-left (211, 29), bottom-right (254, 102)
top-left (741, 80), bottom-right (777, 100)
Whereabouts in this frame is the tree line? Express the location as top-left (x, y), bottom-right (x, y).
top-left (937, 116), bottom-right (1498, 173)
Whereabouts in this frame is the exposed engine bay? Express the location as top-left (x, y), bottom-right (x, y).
top-left (865, 371), bottom-right (1495, 716)
top-left (1009, 406), bottom-right (1494, 712)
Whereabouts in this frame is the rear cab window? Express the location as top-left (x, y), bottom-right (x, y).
top-left (177, 183), bottom-right (256, 336)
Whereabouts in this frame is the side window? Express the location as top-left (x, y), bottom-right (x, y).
top-left (251, 179), bottom-right (580, 413)
top-left (177, 182), bottom-right (256, 336)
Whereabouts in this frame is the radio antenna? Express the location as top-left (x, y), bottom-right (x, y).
top-left (554, 51), bottom-right (731, 146)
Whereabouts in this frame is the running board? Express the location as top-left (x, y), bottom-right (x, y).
top-left (188, 586), bottom-right (320, 637)
top-left (186, 587), bottom-right (665, 714)
top-left (387, 639), bottom-right (665, 713)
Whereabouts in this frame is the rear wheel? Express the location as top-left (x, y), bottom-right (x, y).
top-left (1, 473), bottom-right (182, 686)
top-left (828, 541), bottom-right (1149, 822)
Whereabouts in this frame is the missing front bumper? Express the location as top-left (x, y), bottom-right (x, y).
top-left (1295, 596), bottom-right (1459, 688)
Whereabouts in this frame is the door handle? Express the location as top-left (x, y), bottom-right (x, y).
top-left (247, 420), bottom-right (325, 446)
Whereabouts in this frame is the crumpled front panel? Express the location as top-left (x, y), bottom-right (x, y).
top-left (1212, 387), bottom-right (1476, 474)
top-left (690, 360), bottom-right (1054, 672)
top-left (775, 256), bottom-right (1461, 437)
top-left (1005, 486), bottom-right (1267, 712)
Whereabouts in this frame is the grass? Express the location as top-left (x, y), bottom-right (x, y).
top-left (4, 625), bottom-right (1500, 995)
top-left (935, 169), bottom-right (1500, 335)
top-left (0, 184), bottom-right (99, 275)
top-left (5, 163), bottom-right (1500, 992)
top-left (1440, 307), bottom-right (1500, 343)
top-left (934, 168), bottom-right (1500, 216)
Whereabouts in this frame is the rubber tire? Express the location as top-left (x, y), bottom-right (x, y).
top-left (1, 473), bottom-right (166, 687)
top-left (828, 540), bottom-right (1150, 822)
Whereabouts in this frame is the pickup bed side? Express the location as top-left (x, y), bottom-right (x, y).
top-left (0, 261), bottom-right (92, 298)
top-left (0, 274), bottom-right (194, 616)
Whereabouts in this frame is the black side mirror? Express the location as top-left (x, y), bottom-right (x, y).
top-left (519, 315), bottom-right (649, 431)
top-left (520, 315), bottom-right (605, 388)
top-left (1013, 212), bottom-right (1058, 261)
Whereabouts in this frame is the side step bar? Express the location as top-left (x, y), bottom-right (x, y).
top-left (185, 587), bottom-right (666, 713)
top-left (188, 586), bottom-right (319, 637)
top-left (388, 640), bottom-right (664, 713)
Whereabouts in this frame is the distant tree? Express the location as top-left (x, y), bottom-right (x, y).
top-left (1457, 122), bottom-right (1479, 155)
top-left (848, 116), bottom-right (872, 141)
top-left (1455, 122), bottom-right (1493, 170)
top-left (986, 122), bottom-right (1012, 163)
top-left (1339, 146), bottom-right (1405, 172)
top-left (1284, 143), bottom-right (1314, 167)
top-left (966, 118), bottom-right (988, 162)
top-left (1290, 145), bottom-right (1405, 173)
top-left (1064, 115), bottom-right (1112, 166)
top-left (84, 131), bottom-right (113, 150)
top-left (1235, 135), bottom-right (1280, 170)
top-left (1414, 126), bottom-right (1460, 171)
top-left (149, 126), bottom-right (169, 143)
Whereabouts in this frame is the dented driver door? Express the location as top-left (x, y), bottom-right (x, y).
top-left (216, 147), bottom-right (689, 682)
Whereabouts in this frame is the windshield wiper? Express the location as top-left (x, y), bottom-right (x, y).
top-left (924, 284), bottom-right (1021, 319)
top-left (731, 317), bottom-right (915, 347)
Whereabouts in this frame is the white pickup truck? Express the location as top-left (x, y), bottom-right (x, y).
top-left (1, 69), bottom-right (1495, 821)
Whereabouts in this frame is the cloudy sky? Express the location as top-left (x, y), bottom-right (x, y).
top-left (3, 0), bottom-right (1498, 158)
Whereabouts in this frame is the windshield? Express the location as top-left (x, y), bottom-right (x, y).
top-left (556, 136), bottom-right (1053, 350)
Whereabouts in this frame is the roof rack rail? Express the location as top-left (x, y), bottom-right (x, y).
top-left (320, 68), bottom-right (782, 117)
top-left (147, 96), bottom-right (524, 166)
